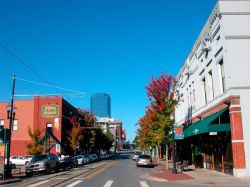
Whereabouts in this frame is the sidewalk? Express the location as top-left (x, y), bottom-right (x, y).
top-left (0, 177), bottom-right (21, 185)
top-left (146, 160), bottom-right (250, 186)
top-left (0, 173), bottom-right (25, 185)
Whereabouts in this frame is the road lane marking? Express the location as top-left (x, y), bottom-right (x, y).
top-left (103, 180), bottom-right (114, 187)
top-left (74, 177), bottom-right (85, 180)
top-left (84, 161), bottom-right (117, 180)
top-left (140, 181), bottom-right (149, 187)
top-left (27, 180), bottom-right (50, 187)
top-left (65, 180), bottom-right (83, 187)
top-left (53, 177), bottom-right (69, 180)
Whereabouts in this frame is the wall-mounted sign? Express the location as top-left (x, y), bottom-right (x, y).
top-left (175, 126), bottom-right (184, 140)
top-left (42, 104), bottom-right (59, 118)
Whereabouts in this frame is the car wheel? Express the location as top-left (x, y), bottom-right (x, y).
top-left (26, 172), bottom-right (33, 177)
top-left (55, 163), bottom-right (59, 172)
top-left (45, 165), bottom-right (50, 174)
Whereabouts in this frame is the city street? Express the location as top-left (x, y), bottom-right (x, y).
top-left (3, 153), bottom-right (199, 187)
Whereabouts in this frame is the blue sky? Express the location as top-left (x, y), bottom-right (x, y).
top-left (0, 0), bottom-right (217, 141)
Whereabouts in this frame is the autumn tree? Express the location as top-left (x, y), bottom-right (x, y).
top-left (68, 116), bottom-right (83, 155)
top-left (138, 73), bottom-right (179, 158)
top-left (78, 109), bottom-right (97, 127)
top-left (26, 126), bottom-right (44, 155)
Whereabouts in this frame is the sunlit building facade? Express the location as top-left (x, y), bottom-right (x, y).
top-left (174, 0), bottom-right (250, 177)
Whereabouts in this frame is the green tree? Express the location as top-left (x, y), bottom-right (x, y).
top-left (26, 126), bottom-right (44, 155)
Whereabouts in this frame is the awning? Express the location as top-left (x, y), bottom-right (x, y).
top-left (183, 108), bottom-right (230, 138)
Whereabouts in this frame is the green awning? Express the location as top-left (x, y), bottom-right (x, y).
top-left (183, 108), bottom-right (230, 138)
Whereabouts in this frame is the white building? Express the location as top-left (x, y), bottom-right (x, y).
top-left (174, 0), bottom-right (250, 177)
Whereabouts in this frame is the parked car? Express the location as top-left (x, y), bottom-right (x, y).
top-left (60, 156), bottom-right (78, 169)
top-left (75, 155), bottom-right (89, 165)
top-left (136, 154), bottom-right (153, 167)
top-left (57, 154), bottom-right (66, 161)
top-left (10, 156), bottom-right (32, 165)
top-left (83, 154), bottom-right (95, 163)
top-left (132, 152), bottom-right (141, 160)
top-left (26, 153), bottom-right (60, 176)
top-left (90, 154), bottom-right (98, 162)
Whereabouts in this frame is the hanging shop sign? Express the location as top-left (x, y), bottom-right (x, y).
top-left (175, 126), bottom-right (184, 140)
top-left (42, 104), bottom-right (59, 118)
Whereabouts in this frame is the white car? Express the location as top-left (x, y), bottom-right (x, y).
top-left (76, 155), bottom-right (89, 165)
top-left (10, 156), bottom-right (32, 165)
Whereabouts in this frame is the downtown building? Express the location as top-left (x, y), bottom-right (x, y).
top-left (95, 117), bottom-right (124, 148)
top-left (174, 0), bottom-right (250, 177)
top-left (90, 93), bottom-right (111, 118)
top-left (0, 96), bottom-right (82, 157)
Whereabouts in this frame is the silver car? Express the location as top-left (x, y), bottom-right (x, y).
top-left (26, 153), bottom-right (60, 176)
top-left (136, 154), bottom-right (153, 167)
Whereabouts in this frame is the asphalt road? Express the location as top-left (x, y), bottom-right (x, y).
top-left (4, 152), bottom-right (199, 187)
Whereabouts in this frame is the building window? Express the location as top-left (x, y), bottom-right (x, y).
top-left (13, 120), bottom-right (18, 131)
top-left (0, 120), bottom-right (4, 128)
top-left (208, 70), bottom-right (214, 100)
top-left (218, 59), bottom-right (225, 93)
top-left (201, 78), bottom-right (207, 104)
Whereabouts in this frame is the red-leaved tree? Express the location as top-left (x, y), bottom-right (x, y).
top-left (137, 73), bottom-right (179, 155)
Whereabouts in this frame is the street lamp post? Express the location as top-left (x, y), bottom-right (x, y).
top-left (5, 75), bottom-right (16, 178)
top-left (170, 114), bottom-right (177, 174)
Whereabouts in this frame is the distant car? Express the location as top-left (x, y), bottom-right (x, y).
top-left (75, 155), bottom-right (89, 165)
top-left (90, 154), bottom-right (98, 162)
top-left (132, 152), bottom-right (141, 160)
top-left (26, 153), bottom-right (60, 176)
top-left (10, 156), bottom-right (32, 165)
top-left (60, 156), bottom-right (78, 169)
top-left (136, 154), bottom-right (153, 167)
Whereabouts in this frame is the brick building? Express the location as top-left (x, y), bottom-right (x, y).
top-left (0, 96), bottom-right (80, 156)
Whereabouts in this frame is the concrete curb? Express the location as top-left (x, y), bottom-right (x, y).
top-left (0, 178), bottom-right (21, 185)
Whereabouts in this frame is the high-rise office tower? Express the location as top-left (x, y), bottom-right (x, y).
top-left (90, 93), bottom-right (111, 118)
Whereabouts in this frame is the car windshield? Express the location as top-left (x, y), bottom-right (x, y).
top-left (139, 155), bottom-right (151, 159)
top-left (133, 152), bottom-right (141, 155)
top-left (31, 155), bottom-right (48, 162)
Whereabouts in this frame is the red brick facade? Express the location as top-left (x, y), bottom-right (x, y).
top-left (0, 96), bottom-right (78, 156)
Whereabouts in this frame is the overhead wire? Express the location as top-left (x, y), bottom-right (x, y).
top-left (0, 42), bottom-right (85, 98)
top-left (0, 42), bottom-right (55, 87)
top-left (16, 77), bottom-right (85, 95)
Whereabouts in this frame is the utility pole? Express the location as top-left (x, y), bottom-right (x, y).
top-left (5, 75), bottom-right (16, 178)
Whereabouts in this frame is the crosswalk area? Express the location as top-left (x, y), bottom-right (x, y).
top-left (27, 178), bottom-right (150, 187)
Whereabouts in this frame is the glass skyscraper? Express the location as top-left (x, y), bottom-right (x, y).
top-left (90, 93), bottom-right (111, 118)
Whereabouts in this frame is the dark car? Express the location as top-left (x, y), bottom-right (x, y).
top-left (136, 154), bottom-right (153, 167)
top-left (26, 153), bottom-right (60, 176)
top-left (60, 156), bottom-right (78, 169)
